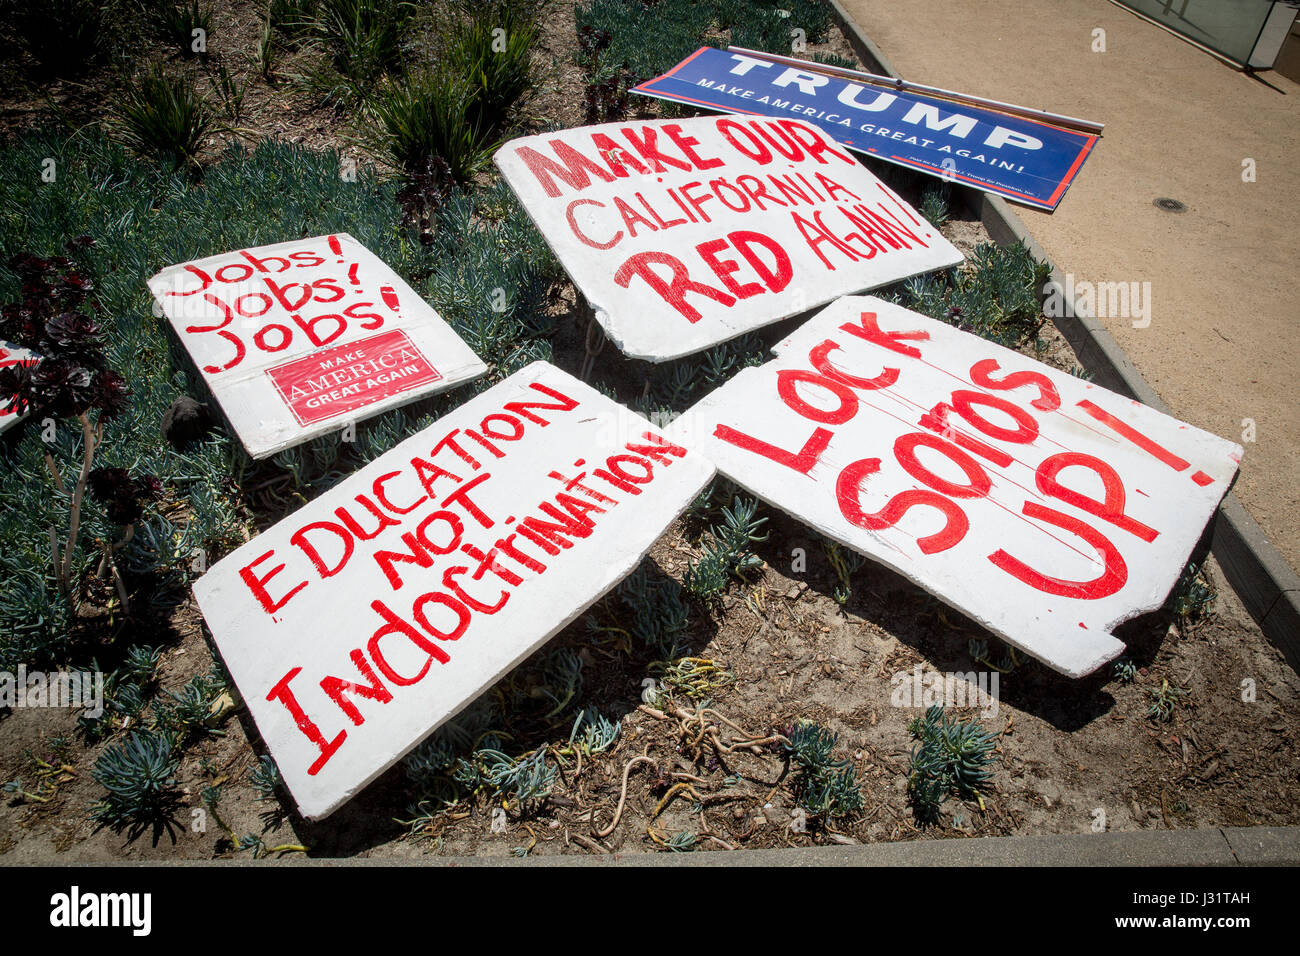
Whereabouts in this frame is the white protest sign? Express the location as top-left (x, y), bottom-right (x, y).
top-left (193, 361), bottom-right (714, 819)
top-left (148, 234), bottom-right (487, 459)
top-left (494, 115), bottom-right (962, 362)
top-left (668, 297), bottom-right (1243, 677)
top-left (0, 341), bottom-right (36, 434)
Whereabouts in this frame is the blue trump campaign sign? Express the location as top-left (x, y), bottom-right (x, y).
top-left (633, 47), bottom-right (1101, 211)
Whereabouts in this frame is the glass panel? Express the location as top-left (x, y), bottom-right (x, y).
top-left (1113, 0), bottom-right (1280, 66)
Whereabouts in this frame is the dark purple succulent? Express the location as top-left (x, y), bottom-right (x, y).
top-left (43, 310), bottom-right (101, 351)
top-left (0, 303), bottom-right (41, 347)
top-left (9, 252), bottom-right (52, 278)
top-left (89, 467), bottom-right (162, 525)
top-left (30, 357), bottom-right (94, 417)
top-left (91, 369), bottom-right (131, 420)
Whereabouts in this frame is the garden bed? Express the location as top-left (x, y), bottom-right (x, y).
top-left (0, 0), bottom-right (1296, 861)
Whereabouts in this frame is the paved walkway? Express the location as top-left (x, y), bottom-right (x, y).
top-left (839, 0), bottom-right (1300, 575)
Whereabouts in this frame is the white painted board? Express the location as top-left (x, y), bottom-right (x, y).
top-left (193, 361), bottom-right (714, 819)
top-left (0, 341), bottom-right (36, 434)
top-left (494, 116), bottom-right (962, 362)
top-left (147, 234), bottom-right (487, 459)
top-left (668, 297), bottom-right (1242, 677)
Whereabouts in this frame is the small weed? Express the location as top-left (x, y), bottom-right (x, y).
top-left (918, 184), bottom-right (951, 227)
top-left (1146, 679), bottom-right (1185, 722)
top-left (569, 707), bottom-right (620, 755)
top-left (1170, 561), bottom-right (1214, 624)
top-left (1113, 657), bottom-right (1138, 683)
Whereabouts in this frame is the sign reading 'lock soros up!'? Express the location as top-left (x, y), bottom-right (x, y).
top-left (495, 116), bottom-right (961, 362)
top-left (148, 234), bottom-right (486, 459)
top-left (668, 298), bottom-right (1242, 678)
top-left (193, 362), bottom-right (714, 820)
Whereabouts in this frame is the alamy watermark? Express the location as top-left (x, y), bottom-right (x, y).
top-left (1043, 273), bottom-right (1152, 328)
top-left (890, 666), bottom-right (999, 718)
top-left (0, 665), bottom-right (103, 718)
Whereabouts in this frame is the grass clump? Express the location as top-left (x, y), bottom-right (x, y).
top-left (111, 67), bottom-right (214, 171)
top-left (310, 0), bottom-right (413, 95)
top-left (370, 70), bottom-right (494, 188)
top-left (152, 0), bottom-right (213, 58)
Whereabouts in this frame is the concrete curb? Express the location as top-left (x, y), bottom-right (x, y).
top-left (33, 825), bottom-right (1298, 867)
top-left (826, 0), bottom-right (1300, 673)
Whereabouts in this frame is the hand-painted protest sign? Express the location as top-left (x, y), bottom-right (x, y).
top-left (633, 47), bottom-right (1102, 211)
top-left (668, 297), bottom-right (1241, 677)
top-left (148, 234), bottom-right (487, 459)
top-left (495, 116), bottom-right (961, 362)
top-left (0, 341), bottom-right (36, 434)
top-left (193, 362), bottom-right (714, 819)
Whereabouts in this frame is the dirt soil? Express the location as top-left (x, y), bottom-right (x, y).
top-left (1, 1), bottom-right (1297, 861)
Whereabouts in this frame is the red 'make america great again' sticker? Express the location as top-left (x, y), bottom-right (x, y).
top-left (267, 329), bottom-right (440, 426)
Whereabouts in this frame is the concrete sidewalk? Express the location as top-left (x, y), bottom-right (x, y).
top-left (77, 825), bottom-right (1300, 866)
top-left (837, 0), bottom-right (1299, 580)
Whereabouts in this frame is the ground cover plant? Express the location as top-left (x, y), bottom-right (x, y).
top-left (0, 0), bottom-right (1296, 860)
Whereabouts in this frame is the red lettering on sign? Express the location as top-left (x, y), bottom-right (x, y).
top-left (714, 423), bottom-right (832, 475)
top-left (970, 358), bottom-right (1061, 411)
top-left (836, 457), bottom-right (968, 554)
top-left (988, 503), bottom-right (1127, 599)
top-left (1036, 452), bottom-right (1158, 544)
top-left (838, 311), bottom-right (929, 358)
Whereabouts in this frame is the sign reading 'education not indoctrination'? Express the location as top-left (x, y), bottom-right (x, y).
top-left (495, 115), bottom-right (962, 362)
top-left (669, 298), bottom-right (1241, 678)
top-left (149, 234), bottom-right (487, 459)
top-left (634, 47), bottom-right (1100, 211)
top-left (194, 362), bottom-right (714, 820)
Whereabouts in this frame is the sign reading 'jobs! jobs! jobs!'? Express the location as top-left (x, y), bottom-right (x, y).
top-left (193, 362), bottom-right (714, 820)
top-left (495, 115), bottom-right (962, 362)
top-left (668, 297), bottom-right (1242, 678)
top-left (148, 234), bottom-right (487, 459)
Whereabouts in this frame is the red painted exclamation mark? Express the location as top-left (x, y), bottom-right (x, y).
top-left (380, 286), bottom-right (401, 319)
top-left (347, 263), bottom-right (360, 288)
top-left (1077, 400), bottom-right (1214, 486)
top-left (327, 235), bottom-right (344, 262)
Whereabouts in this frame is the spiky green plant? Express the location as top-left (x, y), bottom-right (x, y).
top-left (112, 67), bottom-right (214, 170)
top-left (684, 496), bottom-right (768, 598)
top-left (1170, 561), bottom-right (1213, 623)
top-left (907, 704), bottom-right (999, 823)
top-left (446, 5), bottom-right (538, 140)
top-left (570, 707), bottom-right (620, 755)
top-left (310, 0), bottom-right (413, 92)
top-left (90, 730), bottom-right (182, 833)
top-left (369, 70), bottom-right (494, 185)
top-left (153, 0), bottom-right (213, 58)
top-left (783, 720), bottom-right (864, 819)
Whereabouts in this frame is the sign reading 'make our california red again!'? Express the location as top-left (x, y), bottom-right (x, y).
top-left (495, 116), bottom-right (962, 362)
top-left (193, 362), bottom-right (714, 820)
top-left (668, 297), bottom-right (1243, 678)
top-left (148, 234), bottom-right (486, 459)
